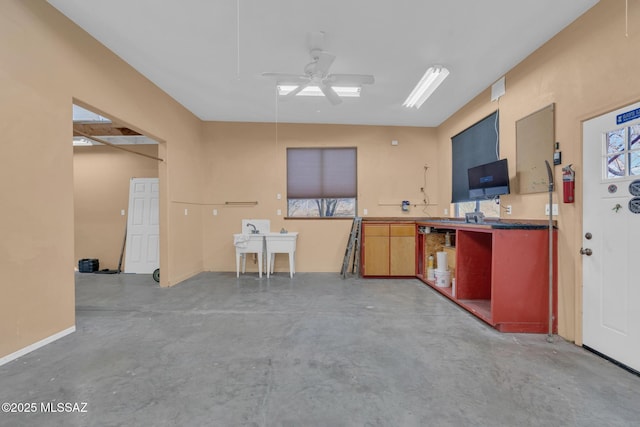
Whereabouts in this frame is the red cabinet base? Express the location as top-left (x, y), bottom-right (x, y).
top-left (416, 223), bottom-right (557, 334)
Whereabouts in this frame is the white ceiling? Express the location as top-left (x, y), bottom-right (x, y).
top-left (49, 0), bottom-right (599, 127)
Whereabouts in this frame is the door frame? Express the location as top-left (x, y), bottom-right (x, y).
top-left (575, 98), bottom-right (640, 345)
top-left (579, 100), bottom-right (640, 374)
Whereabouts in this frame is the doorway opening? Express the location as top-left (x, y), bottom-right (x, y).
top-left (72, 102), bottom-right (163, 281)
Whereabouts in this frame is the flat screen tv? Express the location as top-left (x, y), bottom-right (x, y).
top-left (468, 159), bottom-right (510, 199)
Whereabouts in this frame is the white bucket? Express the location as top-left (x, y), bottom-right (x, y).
top-left (435, 269), bottom-right (451, 288)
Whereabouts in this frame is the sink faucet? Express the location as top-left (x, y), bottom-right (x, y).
top-left (246, 223), bottom-right (258, 234)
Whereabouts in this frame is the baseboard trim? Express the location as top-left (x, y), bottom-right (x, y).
top-left (0, 326), bottom-right (76, 367)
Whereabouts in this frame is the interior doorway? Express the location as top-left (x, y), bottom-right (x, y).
top-left (72, 103), bottom-right (162, 276)
top-left (582, 101), bottom-right (640, 374)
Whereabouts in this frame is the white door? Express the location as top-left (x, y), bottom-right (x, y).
top-left (124, 178), bottom-right (159, 274)
top-left (582, 102), bottom-right (640, 373)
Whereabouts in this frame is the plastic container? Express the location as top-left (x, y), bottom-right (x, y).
top-left (435, 269), bottom-right (451, 287)
top-left (436, 251), bottom-right (448, 271)
top-left (427, 268), bottom-right (435, 281)
top-left (78, 258), bottom-right (99, 273)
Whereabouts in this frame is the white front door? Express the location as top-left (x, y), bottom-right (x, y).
top-left (582, 102), bottom-right (640, 373)
top-left (124, 178), bottom-right (159, 274)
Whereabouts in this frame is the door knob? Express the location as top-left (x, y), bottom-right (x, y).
top-left (580, 247), bottom-right (593, 256)
top-left (585, 232), bottom-right (592, 240)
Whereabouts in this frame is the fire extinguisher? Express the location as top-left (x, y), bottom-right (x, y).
top-left (562, 164), bottom-right (575, 203)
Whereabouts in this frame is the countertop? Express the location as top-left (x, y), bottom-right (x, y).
top-left (361, 217), bottom-right (555, 230)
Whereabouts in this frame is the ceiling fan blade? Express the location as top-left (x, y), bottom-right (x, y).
top-left (320, 84), bottom-right (342, 105)
top-left (285, 82), bottom-right (310, 98)
top-left (327, 74), bottom-right (375, 85)
top-left (261, 73), bottom-right (309, 84)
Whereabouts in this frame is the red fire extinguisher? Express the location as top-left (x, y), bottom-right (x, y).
top-left (562, 164), bottom-right (575, 203)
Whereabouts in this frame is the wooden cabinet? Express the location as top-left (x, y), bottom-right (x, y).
top-left (362, 224), bottom-right (390, 276)
top-left (390, 224), bottom-right (416, 276)
top-left (416, 223), bottom-right (557, 333)
top-left (362, 222), bottom-right (415, 277)
top-left (360, 218), bottom-right (556, 334)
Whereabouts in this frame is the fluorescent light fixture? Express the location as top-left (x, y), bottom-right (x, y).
top-left (403, 66), bottom-right (450, 109)
top-left (277, 85), bottom-right (361, 97)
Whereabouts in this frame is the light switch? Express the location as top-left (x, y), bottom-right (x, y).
top-left (184, 208), bottom-right (188, 216)
top-left (277, 209), bottom-right (282, 216)
top-left (277, 193), bottom-right (282, 200)
top-left (213, 209), bottom-right (218, 216)
top-left (363, 208), bottom-right (368, 215)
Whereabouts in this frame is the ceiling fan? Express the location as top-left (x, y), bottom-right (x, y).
top-left (262, 33), bottom-right (375, 105)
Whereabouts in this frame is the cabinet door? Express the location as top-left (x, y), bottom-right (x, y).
top-left (390, 236), bottom-right (415, 275)
top-left (362, 224), bottom-right (390, 276)
top-left (390, 224), bottom-right (415, 275)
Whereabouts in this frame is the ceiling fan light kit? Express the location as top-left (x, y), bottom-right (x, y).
top-left (403, 65), bottom-right (450, 109)
top-left (263, 33), bottom-right (374, 106)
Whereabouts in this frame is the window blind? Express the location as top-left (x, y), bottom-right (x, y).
top-left (287, 147), bottom-right (357, 199)
top-left (451, 111), bottom-right (499, 203)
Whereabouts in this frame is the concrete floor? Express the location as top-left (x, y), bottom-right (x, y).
top-left (1, 272), bottom-right (638, 427)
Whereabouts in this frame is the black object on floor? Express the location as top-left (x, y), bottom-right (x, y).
top-left (94, 268), bottom-right (118, 275)
top-left (78, 258), bottom-right (99, 273)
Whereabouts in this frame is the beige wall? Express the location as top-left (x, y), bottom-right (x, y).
top-left (435, 0), bottom-right (640, 342)
top-left (202, 122), bottom-right (437, 273)
top-left (0, 0), bottom-right (204, 359)
top-left (73, 145), bottom-right (159, 270)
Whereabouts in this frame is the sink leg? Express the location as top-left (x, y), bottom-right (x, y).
top-left (270, 253), bottom-right (275, 277)
top-left (289, 251), bottom-right (295, 278)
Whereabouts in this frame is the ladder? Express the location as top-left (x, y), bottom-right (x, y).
top-left (341, 217), bottom-right (362, 278)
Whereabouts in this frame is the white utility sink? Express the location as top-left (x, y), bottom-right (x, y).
top-left (233, 219), bottom-right (298, 278)
top-left (234, 233), bottom-right (265, 277)
top-left (264, 232), bottom-right (298, 278)
top-left (233, 219), bottom-right (271, 278)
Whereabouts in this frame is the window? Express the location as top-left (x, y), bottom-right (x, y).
top-left (604, 124), bottom-right (640, 179)
top-left (287, 147), bottom-right (357, 217)
top-left (455, 200), bottom-right (501, 218)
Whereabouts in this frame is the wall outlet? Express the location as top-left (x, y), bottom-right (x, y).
top-left (545, 203), bottom-right (559, 215)
top-left (363, 208), bottom-right (368, 215)
top-left (121, 209), bottom-right (125, 216)
top-left (213, 209), bottom-right (218, 216)
top-left (277, 193), bottom-right (281, 200)
top-left (277, 209), bottom-right (282, 216)
top-left (444, 208), bottom-right (448, 215)
top-left (506, 205), bottom-right (512, 215)
top-left (184, 208), bottom-right (188, 216)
